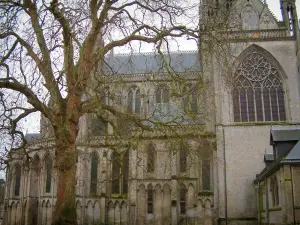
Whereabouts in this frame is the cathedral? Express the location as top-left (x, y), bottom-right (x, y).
top-left (3, 0), bottom-right (300, 224)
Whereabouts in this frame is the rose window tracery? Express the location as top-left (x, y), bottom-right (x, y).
top-left (233, 50), bottom-right (286, 122)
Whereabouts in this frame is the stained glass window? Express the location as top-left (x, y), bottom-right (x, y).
top-left (233, 50), bottom-right (286, 122)
top-left (90, 152), bottom-right (98, 195)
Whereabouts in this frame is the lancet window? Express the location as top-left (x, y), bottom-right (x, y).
top-left (45, 154), bottom-right (52, 193)
top-left (127, 87), bottom-right (141, 115)
top-left (111, 151), bottom-right (129, 194)
top-left (90, 152), bottom-right (99, 195)
top-left (147, 143), bottom-right (156, 173)
top-left (14, 165), bottom-right (21, 196)
top-left (156, 85), bottom-right (169, 103)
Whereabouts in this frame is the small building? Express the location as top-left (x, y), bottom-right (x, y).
top-left (255, 129), bottom-right (300, 225)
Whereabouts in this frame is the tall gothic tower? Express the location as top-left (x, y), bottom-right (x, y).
top-left (199, 0), bottom-right (300, 224)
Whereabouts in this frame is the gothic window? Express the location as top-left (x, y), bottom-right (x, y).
top-left (112, 152), bottom-right (121, 194)
top-left (147, 143), bottom-right (156, 173)
top-left (127, 87), bottom-right (141, 115)
top-left (112, 151), bottom-right (129, 194)
top-left (226, 0), bottom-right (234, 10)
top-left (14, 165), bottom-right (21, 196)
top-left (91, 115), bottom-right (107, 136)
top-left (45, 155), bottom-right (53, 193)
top-left (179, 184), bottom-right (186, 214)
top-left (183, 85), bottom-right (198, 114)
top-left (179, 149), bottom-right (188, 173)
top-left (233, 50), bottom-right (286, 122)
top-left (156, 85), bottom-right (169, 103)
top-left (90, 152), bottom-right (98, 195)
top-left (122, 151), bottom-right (129, 194)
top-left (147, 184), bottom-right (153, 214)
top-left (270, 176), bottom-right (279, 206)
top-left (202, 159), bottom-right (211, 191)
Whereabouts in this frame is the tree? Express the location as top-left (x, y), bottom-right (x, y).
top-left (0, 0), bottom-right (199, 224)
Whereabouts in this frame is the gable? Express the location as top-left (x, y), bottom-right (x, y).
top-left (230, 0), bottom-right (279, 30)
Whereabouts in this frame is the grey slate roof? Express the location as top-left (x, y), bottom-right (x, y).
top-left (103, 51), bottom-right (201, 75)
top-left (264, 153), bottom-right (274, 162)
top-left (256, 129), bottom-right (300, 181)
top-left (270, 129), bottom-right (300, 143)
top-left (283, 140), bottom-right (300, 162)
top-left (143, 103), bottom-right (194, 126)
top-left (25, 133), bottom-right (40, 141)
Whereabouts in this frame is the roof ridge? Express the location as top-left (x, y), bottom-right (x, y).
top-left (106, 50), bottom-right (198, 57)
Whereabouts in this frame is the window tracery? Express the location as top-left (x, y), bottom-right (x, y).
top-left (233, 50), bottom-right (286, 122)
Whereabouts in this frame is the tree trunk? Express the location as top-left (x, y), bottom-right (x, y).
top-left (53, 140), bottom-right (77, 225)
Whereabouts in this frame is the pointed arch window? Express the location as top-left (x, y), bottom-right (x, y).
top-left (147, 143), bottom-right (156, 173)
top-left (233, 49), bottom-right (286, 122)
top-left (91, 115), bottom-right (107, 136)
top-left (90, 152), bottom-right (99, 195)
top-left (111, 151), bottom-right (129, 194)
top-left (156, 85), bottom-right (169, 103)
top-left (14, 165), bottom-right (21, 196)
top-left (45, 155), bottom-right (52, 193)
top-left (179, 148), bottom-right (188, 173)
top-left (127, 87), bottom-right (141, 115)
top-left (179, 184), bottom-right (186, 214)
top-left (147, 184), bottom-right (153, 214)
top-left (183, 84), bottom-right (198, 114)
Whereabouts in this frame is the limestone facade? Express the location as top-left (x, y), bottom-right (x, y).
top-left (4, 0), bottom-right (300, 225)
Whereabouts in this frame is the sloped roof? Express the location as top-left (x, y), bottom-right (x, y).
top-left (264, 153), bottom-right (274, 162)
top-left (283, 140), bottom-right (300, 162)
top-left (25, 133), bottom-right (40, 141)
top-left (103, 51), bottom-right (201, 75)
top-left (256, 130), bottom-right (300, 182)
top-left (270, 129), bottom-right (300, 143)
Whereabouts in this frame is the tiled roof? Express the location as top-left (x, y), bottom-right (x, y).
top-left (270, 129), bottom-right (300, 143)
top-left (103, 51), bottom-right (201, 75)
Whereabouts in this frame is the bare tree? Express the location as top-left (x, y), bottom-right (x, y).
top-left (0, 0), bottom-right (200, 224)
